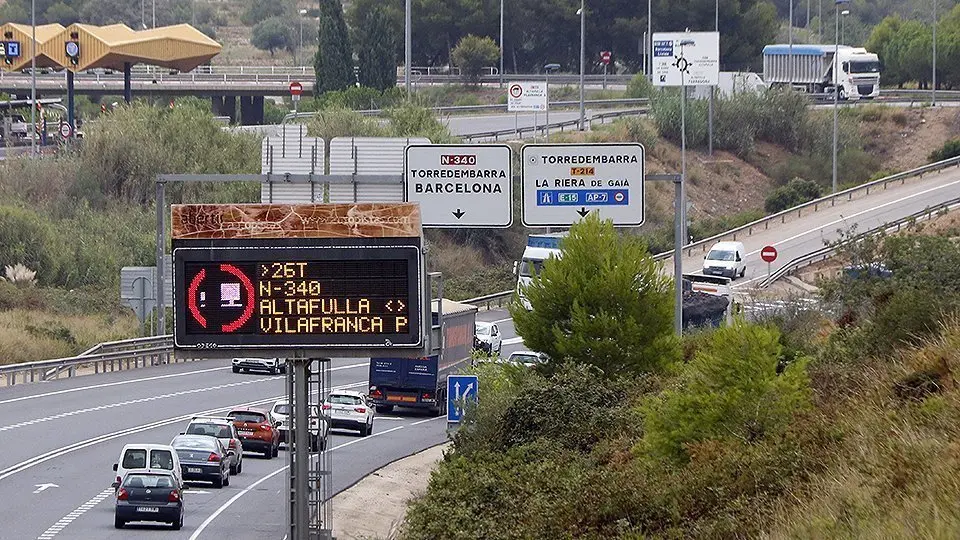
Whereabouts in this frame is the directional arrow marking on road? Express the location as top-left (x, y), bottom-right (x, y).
top-left (33, 483), bottom-right (58, 493)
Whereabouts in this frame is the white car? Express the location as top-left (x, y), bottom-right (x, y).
top-left (322, 390), bottom-right (375, 437)
top-left (702, 241), bottom-right (747, 279)
top-left (506, 351), bottom-right (548, 368)
top-left (474, 321), bottom-right (502, 355)
top-left (232, 357), bottom-right (286, 375)
top-left (112, 443), bottom-right (182, 492)
top-left (269, 399), bottom-right (330, 451)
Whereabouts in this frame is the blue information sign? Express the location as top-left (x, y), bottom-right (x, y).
top-left (536, 189), bottom-right (628, 206)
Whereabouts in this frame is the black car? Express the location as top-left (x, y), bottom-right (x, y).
top-left (114, 471), bottom-right (184, 530)
top-left (171, 434), bottom-right (230, 488)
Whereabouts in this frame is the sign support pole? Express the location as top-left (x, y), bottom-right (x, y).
top-left (291, 354), bottom-right (310, 540)
top-left (155, 180), bottom-right (165, 336)
top-left (647, 173), bottom-right (683, 335)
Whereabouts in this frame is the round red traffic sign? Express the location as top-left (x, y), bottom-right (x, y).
top-left (600, 51), bottom-right (611, 64)
top-left (760, 245), bottom-right (778, 263)
top-left (508, 84), bottom-right (523, 98)
top-left (289, 81), bottom-right (303, 96)
top-left (58, 122), bottom-right (72, 138)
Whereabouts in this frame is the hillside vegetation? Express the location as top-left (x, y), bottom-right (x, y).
top-left (400, 216), bottom-right (960, 539)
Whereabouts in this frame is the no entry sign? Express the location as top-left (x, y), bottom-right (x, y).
top-left (289, 81), bottom-right (303, 96)
top-left (760, 245), bottom-right (778, 263)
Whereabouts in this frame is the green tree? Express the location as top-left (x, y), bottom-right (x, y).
top-left (510, 214), bottom-right (679, 377)
top-left (240, 0), bottom-right (293, 26)
top-left (355, 6), bottom-right (398, 92)
top-left (42, 1), bottom-right (79, 25)
top-left (251, 16), bottom-right (294, 57)
top-left (642, 322), bottom-right (811, 463)
top-left (315, 0), bottom-right (354, 93)
top-left (0, 1), bottom-right (29, 24)
top-left (451, 34), bottom-right (499, 84)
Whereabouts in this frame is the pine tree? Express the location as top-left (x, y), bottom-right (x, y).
top-left (314, 0), bottom-right (354, 94)
top-left (356, 6), bottom-right (398, 92)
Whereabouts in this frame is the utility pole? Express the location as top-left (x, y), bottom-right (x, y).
top-left (30, 0), bottom-right (36, 156)
top-left (404, 0), bottom-right (411, 98)
top-left (578, 0), bottom-right (585, 131)
top-left (499, 0), bottom-right (504, 88)
top-left (933, 0), bottom-right (938, 106)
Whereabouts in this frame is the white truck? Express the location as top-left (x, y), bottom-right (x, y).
top-left (514, 233), bottom-right (566, 311)
top-left (691, 71), bottom-right (768, 100)
top-left (762, 44), bottom-right (880, 100)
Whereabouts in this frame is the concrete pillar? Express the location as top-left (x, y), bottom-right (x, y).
top-left (239, 96), bottom-right (264, 125)
top-left (123, 62), bottom-right (132, 103)
top-left (224, 95), bottom-right (236, 124)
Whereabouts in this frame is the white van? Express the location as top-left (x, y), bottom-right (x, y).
top-left (702, 241), bottom-right (747, 280)
top-left (112, 444), bottom-right (183, 491)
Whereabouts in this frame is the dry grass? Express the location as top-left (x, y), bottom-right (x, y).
top-left (0, 309), bottom-right (140, 365)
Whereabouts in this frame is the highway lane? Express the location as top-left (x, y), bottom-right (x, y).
top-left (1, 319), bottom-right (524, 539)
top-left (443, 110), bottom-right (592, 137)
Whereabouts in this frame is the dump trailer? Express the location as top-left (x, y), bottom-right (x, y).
top-left (368, 298), bottom-right (478, 415)
top-left (762, 44), bottom-right (880, 99)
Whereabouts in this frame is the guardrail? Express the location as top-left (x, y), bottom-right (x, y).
top-left (758, 196), bottom-right (960, 288)
top-left (460, 107), bottom-right (648, 141)
top-left (281, 98), bottom-right (649, 123)
top-left (651, 154), bottom-right (960, 264)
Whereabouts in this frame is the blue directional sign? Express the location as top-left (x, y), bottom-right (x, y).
top-left (447, 374), bottom-right (479, 423)
top-left (536, 189), bottom-right (628, 206)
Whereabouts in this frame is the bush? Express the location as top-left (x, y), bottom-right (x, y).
top-left (384, 103), bottom-right (459, 143)
top-left (317, 86), bottom-right (403, 110)
top-left (306, 106), bottom-right (387, 140)
top-left (625, 73), bottom-right (653, 99)
top-left (0, 206), bottom-right (56, 285)
top-left (764, 177), bottom-right (824, 213)
top-left (929, 138), bottom-right (960, 162)
top-left (641, 322), bottom-right (811, 463)
top-left (451, 35), bottom-right (499, 84)
top-left (617, 117), bottom-right (658, 150)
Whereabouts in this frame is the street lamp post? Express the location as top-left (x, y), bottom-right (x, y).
top-left (679, 39), bottom-right (694, 256)
top-left (544, 63), bottom-right (559, 142)
top-left (933, 0), bottom-right (938, 106)
top-left (577, 0), bottom-right (585, 131)
top-left (788, 0), bottom-right (794, 83)
top-left (404, 0), bottom-right (411, 97)
top-left (840, 9), bottom-right (849, 44)
top-left (30, 0), bottom-right (35, 155)
top-left (499, 0), bottom-right (504, 88)
top-left (297, 9), bottom-right (307, 66)
top-left (832, 0), bottom-right (850, 194)
top-left (708, 0), bottom-right (717, 156)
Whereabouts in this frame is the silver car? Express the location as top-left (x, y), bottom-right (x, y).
top-left (270, 400), bottom-right (330, 451)
top-left (232, 357), bottom-right (286, 375)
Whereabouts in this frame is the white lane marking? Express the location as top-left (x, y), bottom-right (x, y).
top-left (733, 178), bottom-right (960, 288)
top-left (492, 318), bottom-right (512, 324)
top-left (33, 483), bottom-right (59, 493)
top-left (0, 381), bottom-right (367, 482)
top-left (0, 378), bottom-right (275, 433)
top-left (0, 366), bottom-right (230, 405)
top-left (412, 416), bottom-right (445, 426)
top-left (502, 337), bottom-right (524, 346)
top-left (36, 488), bottom-right (113, 540)
top-left (189, 424), bottom-right (408, 540)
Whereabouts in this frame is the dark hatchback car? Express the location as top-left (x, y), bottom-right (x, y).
top-left (171, 434), bottom-right (230, 488)
top-left (114, 471), bottom-right (184, 530)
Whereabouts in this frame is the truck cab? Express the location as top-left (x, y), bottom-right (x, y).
top-left (515, 233), bottom-right (566, 310)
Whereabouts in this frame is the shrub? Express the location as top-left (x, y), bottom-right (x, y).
top-left (306, 106), bottom-right (388, 140)
top-left (764, 177), bottom-right (824, 213)
top-left (0, 205), bottom-right (57, 284)
top-left (625, 73), bottom-right (654, 98)
top-left (384, 103), bottom-right (459, 143)
top-left (451, 35), bottom-right (499, 84)
top-left (617, 117), bottom-right (658, 150)
top-left (929, 138), bottom-right (960, 162)
top-left (317, 86), bottom-right (403, 110)
top-left (641, 322), bottom-right (811, 463)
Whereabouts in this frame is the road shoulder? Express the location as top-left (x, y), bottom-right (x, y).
top-left (332, 442), bottom-right (450, 540)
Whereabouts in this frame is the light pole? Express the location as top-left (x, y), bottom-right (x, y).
top-left (647, 0), bottom-right (652, 78)
top-left (544, 63), bottom-right (560, 142)
top-left (499, 0), bottom-right (504, 88)
top-left (933, 0), bottom-right (938, 106)
top-left (788, 0), bottom-right (794, 83)
top-left (832, 0), bottom-right (850, 194)
top-left (404, 0), bottom-right (411, 98)
top-left (298, 9), bottom-right (307, 67)
top-left (577, 0), bottom-right (585, 131)
top-left (152, 0), bottom-right (156, 28)
top-left (708, 0), bottom-right (717, 156)
top-left (30, 0), bottom-right (35, 156)
top-left (840, 9), bottom-right (849, 44)
top-left (818, 0), bottom-right (822, 42)
top-left (679, 39), bottom-right (694, 253)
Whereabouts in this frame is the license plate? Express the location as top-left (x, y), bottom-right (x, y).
top-left (187, 467), bottom-right (202, 473)
top-left (387, 396), bottom-right (417, 402)
top-left (137, 507), bottom-right (160, 513)
top-left (239, 430), bottom-right (254, 435)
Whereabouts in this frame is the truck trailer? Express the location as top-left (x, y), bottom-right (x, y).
top-left (762, 44), bottom-right (880, 99)
top-left (367, 298), bottom-right (477, 415)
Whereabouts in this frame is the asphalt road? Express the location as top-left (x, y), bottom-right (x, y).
top-left (443, 110), bottom-right (594, 137)
top-left (0, 312), bottom-right (522, 540)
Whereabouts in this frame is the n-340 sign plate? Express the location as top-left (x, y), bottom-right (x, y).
top-left (521, 143), bottom-right (644, 227)
top-left (405, 144), bottom-right (512, 228)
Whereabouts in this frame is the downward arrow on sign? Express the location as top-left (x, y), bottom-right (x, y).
top-left (452, 209), bottom-right (465, 219)
top-left (577, 207), bottom-right (590, 218)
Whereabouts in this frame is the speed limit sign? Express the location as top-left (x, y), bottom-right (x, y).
top-left (58, 122), bottom-right (72, 138)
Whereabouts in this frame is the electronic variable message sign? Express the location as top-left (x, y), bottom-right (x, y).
top-left (171, 203), bottom-right (425, 351)
top-left (174, 241), bottom-right (421, 350)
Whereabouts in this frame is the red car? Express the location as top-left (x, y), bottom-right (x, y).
top-left (227, 408), bottom-right (280, 458)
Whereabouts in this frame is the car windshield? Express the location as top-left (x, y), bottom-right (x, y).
top-left (123, 474), bottom-right (175, 489)
top-left (475, 324), bottom-right (491, 335)
top-left (273, 403), bottom-right (291, 415)
top-left (850, 60), bottom-right (880, 74)
top-left (186, 423), bottom-right (232, 438)
top-left (519, 258), bottom-right (544, 278)
top-left (510, 354), bottom-right (540, 364)
top-left (230, 412), bottom-right (266, 423)
top-left (329, 394), bottom-right (362, 405)
top-left (149, 450), bottom-right (174, 470)
top-left (706, 249), bottom-right (736, 262)
top-left (121, 449), bottom-right (147, 469)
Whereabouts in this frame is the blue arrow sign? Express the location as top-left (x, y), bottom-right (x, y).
top-left (447, 375), bottom-right (479, 423)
